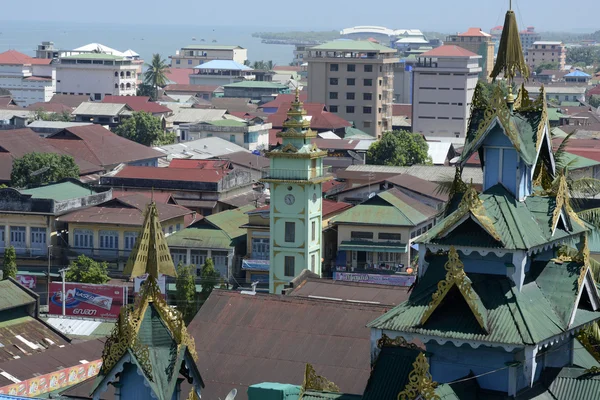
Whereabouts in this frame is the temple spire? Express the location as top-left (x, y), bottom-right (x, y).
top-left (123, 202), bottom-right (177, 279)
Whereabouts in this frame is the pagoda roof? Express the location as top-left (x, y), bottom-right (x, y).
top-left (418, 184), bottom-right (586, 251)
top-left (368, 251), bottom-right (600, 346)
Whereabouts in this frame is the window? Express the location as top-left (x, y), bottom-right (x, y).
top-left (188, 59), bottom-right (193, 65)
top-left (329, 105), bottom-right (338, 112)
top-left (346, 106), bottom-right (354, 113)
top-left (168, 226), bottom-right (174, 234)
top-left (94, 93), bottom-right (101, 100)
top-left (329, 92), bottom-right (338, 100)
top-left (351, 231), bottom-right (373, 240)
top-left (379, 232), bottom-right (402, 241)
top-left (30, 227), bottom-right (46, 245)
top-left (171, 250), bottom-right (187, 266)
top-left (10, 227), bottom-right (26, 247)
top-left (285, 222), bottom-right (295, 242)
top-left (347, 64), bottom-right (355, 72)
top-left (364, 65), bottom-right (373, 72)
top-left (346, 92), bottom-right (355, 100)
top-left (329, 78), bottom-right (338, 85)
top-left (176, 224), bottom-right (181, 231)
top-left (252, 237), bottom-right (270, 260)
top-left (213, 251), bottom-right (228, 268)
top-left (347, 78), bottom-right (355, 86)
top-left (99, 230), bottom-right (119, 249)
top-left (364, 79), bottom-right (373, 86)
top-left (363, 106), bottom-right (372, 114)
top-left (176, 59), bottom-right (181, 64)
top-left (330, 64), bottom-right (339, 72)
top-left (311, 254), bottom-right (316, 271)
top-left (0, 226), bottom-right (4, 245)
top-left (284, 256), bottom-right (295, 277)
top-left (363, 121), bottom-right (371, 128)
top-left (363, 93), bottom-right (372, 101)
top-left (230, 134), bottom-right (236, 143)
top-left (124, 231), bottom-right (139, 250)
top-left (311, 221), bottom-right (316, 241)
top-left (74, 229), bottom-right (93, 248)
top-left (190, 250), bottom-right (207, 267)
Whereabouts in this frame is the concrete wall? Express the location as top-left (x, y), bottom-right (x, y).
top-left (56, 63), bottom-right (137, 100)
top-left (0, 65), bottom-right (55, 106)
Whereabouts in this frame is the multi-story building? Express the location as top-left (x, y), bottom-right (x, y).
top-left (520, 26), bottom-right (542, 53)
top-left (35, 41), bottom-right (60, 59)
top-left (170, 44), bottom-right (247, 68)
top-left (188, 60), bottom-right (255, 86)
top-left (55, 53), bottom-right (138, 100)
top-left (0, 50), bottom-right (55, 107)
top-left (179, 118), bottom-right (272, 151)
top-left (526, 41), bottom-right (566, 71)
top-left (412, 45), bottom-right (481, 139)
top-left (446, 27), bottom-right (494, 81)
top-left (393, 58), bottom-right (416, 104)
top-left (293, 44), bottom-right (309, 66)
top-left (306, 41), bottom-right (399, 138)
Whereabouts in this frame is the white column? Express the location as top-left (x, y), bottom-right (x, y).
top-left (511, 251), bottom-right (527, 291)
top-left (186, 249), bottom-right (191, 266)
top-left (523, 345), bottom-right (539, 388)
top-left (418, 245), bottom-right (428, 279)
top-left (4, 226), bottom-right (9, 247)
top-left (508, 364), bottom-right (518, 396)
top-left (25, 226), bottom-right (31, 253)
top-left (370, 328), bottom-right (383, 365)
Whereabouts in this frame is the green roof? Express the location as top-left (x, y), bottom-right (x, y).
top-left (302, 391), bottom-right (363, 400)
top-left (166, 226), bottom-right (233, 249)
top-left (547, 107), bottom-right (562, 122)
top-left (419, 185), bottom-right (586, 250)
top-left (205, 204), bottom-right (254, 239)
top-left (0, 280), bottom-right (35, 311)
top-left (21, 181), bottom-right (95, 201)
top-left (367, 254), bottom-right (600, 345)
top-left (333, 191), bottom-right (429, 227)
top-left (573, 339), bottom-right (600, 370)
top-left (534, 367), bottom-right (600, 399)
top-left (207, 119), bottom-right (247, 127)
top-left (343, 127), bottom-right (373, 139)
top-left (560, 101), bottom-right (581, 107)
top-left (362, 346), bottom-right (421, 400)
top-left (183, 45), bottom-right (243, 50)
top-left (563, 151), bottom-right (600, 170)
top-left (223, 81), bottom-right (289, 89)
top-left (311, 40), bottom-right (396, 53)
top-left (61, 53), bottom-right (124, 60)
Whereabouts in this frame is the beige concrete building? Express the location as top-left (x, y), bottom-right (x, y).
top-left (412, 45), bottom-right (481, 139)
top-left (170, 45), bottom-right (247, 69)
top-left (306, 41), bottom-right (399, 138)
top-left (447, 27), bottom-right (494, 81)
top-left (526, 41), bottom-right (566, 71)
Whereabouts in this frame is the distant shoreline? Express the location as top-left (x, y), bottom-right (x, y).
top-left (252, 31), bottom-right (341, 45)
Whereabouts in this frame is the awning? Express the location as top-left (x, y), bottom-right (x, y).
top-left (242, 259), bottom-right (270, 271)
top-left (339, 240), bottom-right (407, 253)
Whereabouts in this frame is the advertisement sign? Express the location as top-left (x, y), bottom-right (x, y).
top-left (333, 272), bottom-right (416, 287)
top-left (48, 282), bottom-right (126, 320)
top-left (16, 274), bottom-right (36, 289)
top-left (0, 359), bottom-right (102, 396)
top-left (134, 273), bottom-right (166, 295)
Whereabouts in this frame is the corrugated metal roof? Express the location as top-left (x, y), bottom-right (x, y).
top-left (45, 318), bottom-right (102, 336)
top-left (544, 367), bottom-right (600, 399)
top-left (166, 227), bottom-right (232, 249)
top-left (72, 102), bottom-right (130, 116)
top-left (205, 204), bottom-right (255, 239)
top-left (154, 136), bottom-right (249, 159)
top-left (0, 281), bottom-right (35, 312)
top-left (345, 164), bottom-right (483, 185)
top-left (195, 60), bottom-right (251, 70)
top-left (21, 181), bottom-right (96, 202)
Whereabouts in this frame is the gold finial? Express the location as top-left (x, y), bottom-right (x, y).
top-left (294, 85), bottom-right (300, 103)
top-left (490, 8), bottom-right (529, 83)
top-left (397, 353), bottom-right (440, 400)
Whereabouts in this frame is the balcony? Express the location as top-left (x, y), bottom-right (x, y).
top-left (67, 247), bottom-right (132, 261)
top-left (261, 166), bottom-right (332, 182)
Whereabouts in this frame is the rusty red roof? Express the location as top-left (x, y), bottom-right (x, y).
top-left (260, 93), bottom-right (309, 109)
top-left (114, 165), bottom-right (229, 183)
top-left (111, 189), bottom-right (174, 204)
top-left (420, 45), bottom-right (479, 58)
top-left (587, 85), bottom-right (600, 97)
top-left (168, 159), bottom-right (231, 170)
top-left (0, 50), bottom-right (52, 65)
top-left (47, 125), bottom-right (164, 167)
top-left (322, 179), bottom-right (346, 194)
top-left (268, 102), bottom-right (351, 131)
top-left (48, 94), bottom-right (91, 108)
top-left (25, 102), bottom-right (73, 113)
top-left (188, 290), bottom-right (392, 400)
top-left (165, 68), bottom-right (195, 85)
top-left (392, 104), bottom-right (412, 117)
top-left (269, 128), bottom-right (282, 146)
top-left (458, 27), bottom-right (491, 37)
top-left (163, 84), bottom-right (220, 93)
top-left (246, 199), bottom-right (351, 219)
top-left (101, 95), bottom-right (172, 114)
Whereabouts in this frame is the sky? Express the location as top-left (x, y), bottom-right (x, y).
top-left (3, 0), bottom-right (598, 33)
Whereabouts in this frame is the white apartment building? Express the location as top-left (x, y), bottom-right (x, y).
top-left (189, 60), bottom-right (255, 86)
top-left (56, 53), bottom-right (138, 101)
top-left (170, 45), bottom-right (247, 69)
top-left (0, 50), bottom-right (56, 107)
top-left (306, 41), bottom-right (399, 138)
top-left (412, 45), bottom-right (481, 139)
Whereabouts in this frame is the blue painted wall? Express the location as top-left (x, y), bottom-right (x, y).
top-left (458, 251), bottom-right (512, 276)
top-left (484, 148), bottom-right (500, 191)
top-left (427, 342), bottom-right (514, 393)
top-left (119, 363), bottom-right (155, 400)
top-left (502, 148), bottom-right (518, 195)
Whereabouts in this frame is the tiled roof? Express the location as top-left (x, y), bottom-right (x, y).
top-left (268, 103), bottom-right (351, 130)
top-left (0, 50), bottom-right (52, 65)
top-left (420, 45), bottom-right (479, 58)
top-left (163, 84), bottom-right (220, 93)
top-left (165, 68), bottom-right (194, 85)
top-left (392, 104), bottom-right (412, 117)
top-left (101, 96), bottom-right (172, 114)
top-left (457, 27), bottom-right (492, 37)
top-left (187, 290), bottom-right (393, 400)
top-left (47, 125), bottom-right (164, 167)
top-left (113, 165), bottom-right (229, 183)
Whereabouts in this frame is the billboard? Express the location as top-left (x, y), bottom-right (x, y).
top-left (48, 282), bottom-right (126, 320)
top-left (333, 272), bottom-right (416, 287)
top-left (134, 273), bottom-right (166, 295)
top-left (16, 274), bottom-right (37, 289)
top-left (0, 359), bottom-right (102, 397)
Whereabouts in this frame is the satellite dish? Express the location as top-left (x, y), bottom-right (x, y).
top-left (225, 389), bottom-right (238, 400)
top-left (368, 192), bottom-right (376, 199)
top-left (347, 150), bottom-right (363, 162)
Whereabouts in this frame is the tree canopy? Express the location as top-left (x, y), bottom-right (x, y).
top-left (535, 62), bottom-right (559, 74)
top-left (589, 95), bottom-right (600, 109)
top-left (33, 109), bottom-right (72, 122)
top-left (566, 46), bottom-right (600, 66)
top-left (200, 258), bottom-right (220, 300)
top-left (366, 130), bottom-right (430, 166)
top-left (2, 247), bottom-right (17, 280)
top-left (143, 54), bottom-right (170, 100)
top-left (65, 255), bottom-right (110, 284)
top-left (114, 111), bottom-right (173, 146)
top-left (11, 153), bottom-right (80, 188)
top-left (175, 263), bottom-right (197, 323)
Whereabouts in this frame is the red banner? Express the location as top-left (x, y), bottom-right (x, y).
top-left (48, 282), bottom-right (126, 320)
top-left (0, 359), bottom-right (102, 396)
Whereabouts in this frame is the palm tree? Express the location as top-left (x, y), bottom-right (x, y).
top-left (143, 54), bottom-right (170, 101)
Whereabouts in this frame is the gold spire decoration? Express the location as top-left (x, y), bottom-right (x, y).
top-left (420, 247), bottom-right (488, 332)
top-left (490, 8), bottom-right (529, 83)
top-left (123, 202), bottom-right (177, 279)
top-left (300, 364), bottom-right (340, 396)
top-left (281, 86), bottom-right (312, 133)
top-left (377, 334), bottom-right (420, 350)
top-left (397, 353), bottom-right (440, 400)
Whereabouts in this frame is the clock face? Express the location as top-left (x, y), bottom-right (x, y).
top-left (284, 194), bottom-right (295, 205)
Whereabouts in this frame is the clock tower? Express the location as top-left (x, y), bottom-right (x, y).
top-left (262, 89), bottom-right (331, 293)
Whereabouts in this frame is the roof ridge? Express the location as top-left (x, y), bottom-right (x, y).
top-left (490, 191), bottom-right (525, 249)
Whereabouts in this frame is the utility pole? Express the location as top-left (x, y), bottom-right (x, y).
top-left (47, 245), bottom-right (53, 307)
top-left (58, 267), bottom-right (70, 316)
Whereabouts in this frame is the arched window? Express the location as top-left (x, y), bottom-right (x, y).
top-left (114, 83), bottom-right (118, 89)
top-left (126, 83), bottom-right (131, 89)
top-left (126, 71), bottom-right (131, 77)
top-left (114, 71), bottom-right (118, 77)
top-left (120, 71), bottom-right (124, 78)
top-left (120, 83), bottom-right (124, 90)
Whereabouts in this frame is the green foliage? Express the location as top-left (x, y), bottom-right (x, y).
top-left (200, 258), bottom-right (220, 300)
top-left (366, 130), bottom-right (430, 166)
top-left (566, 46), bottom-right (600, 66)
top-left (477, 79), bottom-right (510, 98)
top-left (535, 62), bottom-right (559, 74)
top-left (65, 255), bottom-right (110, 284)
top-left (114, 111), bottom-right (166, 146)
top-left (2, 247), bottom-right (17, 280)
top-left (589, 95), bottom-right (600, 109)
top-left (143, 54), bottom-right (170, 100)
top-left (136, 83), bottom-right (158, 101)
top-left (11, 152), bottom-right (80, 188)
top-left (175, 263), bottom-right (197, 323)
top-left (250, 60), bottom-right (275, 70)
top-left (34, 109), bottom-right (72, 122)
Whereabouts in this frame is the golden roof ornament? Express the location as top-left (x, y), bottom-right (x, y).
top-left (397, 353), bottom-right (440, 400)
top-left (300, 364), bottom-right (340, 396)
top-left (123, 202), bottom-right (177, 279)
top-left (282, 86), bottom-right (311, 132)
top-left (490, 5), bottom-right (529, 83)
